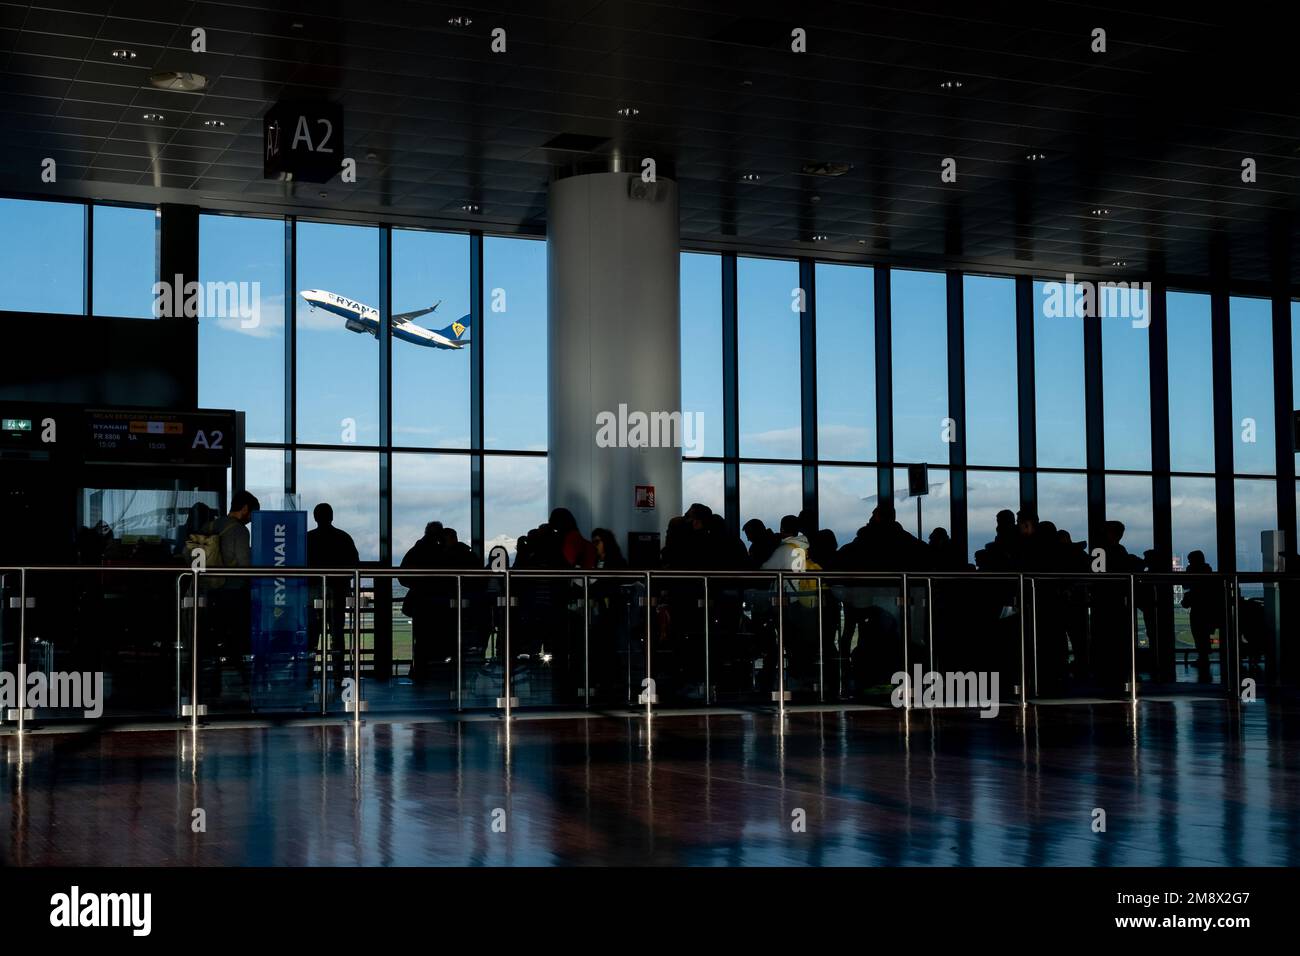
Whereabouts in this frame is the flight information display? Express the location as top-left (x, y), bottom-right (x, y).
top-left (85, 409), bottom-right (236, 466)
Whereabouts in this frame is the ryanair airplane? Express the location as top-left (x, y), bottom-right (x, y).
top-left (299, 289), bottom-right (471, 349)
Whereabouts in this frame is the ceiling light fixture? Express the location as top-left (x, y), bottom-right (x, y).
top-left (461, 203), bottom-right (481, 213)
top-left (739, 173), bottom-right (761, 182)
top-left (202, 119), bottom-right (226, 128)
top-left (149, 70), bottom-right (207, 92)
top-left (141, 112), bottom-right (165, 122)
top-left (1091, 207), bottom-right (1110, 217)
top-left (1110, 260), bottom-right (1128, 268)
top-left (811, 234), bottom-right (829, 242)
top-left (1025, 151), bottom-right (1047, 161)
top-left (448, 15), bottom-right (473, 27)
top-left (939, 79), bottom-right (964, 90)
top-left (616, 106), bottom-right (639, 117)
top-left (110, 48), bottom-right (137, 60)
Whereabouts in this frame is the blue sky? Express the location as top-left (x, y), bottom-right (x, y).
top-left (2, 196), bottom-right (1291, 569)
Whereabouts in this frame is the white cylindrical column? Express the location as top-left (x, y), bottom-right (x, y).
top-left (547, 171), bottom-right (682, 555)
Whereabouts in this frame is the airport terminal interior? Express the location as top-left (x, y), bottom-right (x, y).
top-left (1, 1), bottom-right (1299, 868)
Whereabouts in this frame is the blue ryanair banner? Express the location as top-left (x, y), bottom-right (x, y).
top-left (250, 511), bottom-right (309, 658)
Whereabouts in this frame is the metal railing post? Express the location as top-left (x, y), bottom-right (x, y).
top-left (191, 567), bottom-right (200, 730)
top-left (1018, 573), bottom-right (1026, 710)
top-left (175, 574), bottom-right (184, 718)
top-left (456, 574), bottom-right (463, 712)
top-left (816, 575), bottom-right (824, 704)
top-left (644, 571), bottom-right (653, 718)
top-left (582, 575), bottom-right (589, 709)
top-left (503, 569), bottom-right (512, 720)
top-left (354, 570), bottom-right (362, 727)
top-left (18, 568), bottom-right (27, 732)
top-left (1129, 573), bottom-right (1138, 705)
top-left (1030, 577), bottom-right (1038, 698)
top-left (777, 571), bottom-right (786, 717)
top-left (925, 575), bottom-right (934, 674)
top-left (901, 572), bottom-right (910, 711)
top-left (1231, 574), bottom-right (1242, 698)
top-left (703, 576), bottom-right (711, 705)
top-left (320, 575), bottom-right (328, 716)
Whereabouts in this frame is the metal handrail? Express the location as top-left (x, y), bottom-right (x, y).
top-left (2, 563), bottom-right (1282, 729)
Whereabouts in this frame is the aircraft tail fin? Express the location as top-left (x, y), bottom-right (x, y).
top-left (435, 314), bottom-right (472, 341)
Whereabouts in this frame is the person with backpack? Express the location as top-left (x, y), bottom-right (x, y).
top-left (186, 492), bottom-right (260, 701)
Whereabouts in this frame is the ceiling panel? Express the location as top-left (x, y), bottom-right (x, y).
top-left (1, 0), bottom-right (1297, 282)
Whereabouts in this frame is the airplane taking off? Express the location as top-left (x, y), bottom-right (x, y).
top-left (299, 289), bottom-right (471, 349)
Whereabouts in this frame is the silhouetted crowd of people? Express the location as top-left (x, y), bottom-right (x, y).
top-left (169, 493), bottom-right (1262, 704)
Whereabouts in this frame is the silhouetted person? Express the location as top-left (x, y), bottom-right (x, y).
top-left (743, 518), bottom-right (779, 568)
top-left (399, 522), bottom-right (452, 681)
top-left (204, 490), bottom-right (260, 698)
top-left (307, 503), bottom-right (359, 682)
top-left (550, 507), bottom-right (596, 569)
top-left (762, 514), bottom-right (809, 570)
top-left (590, 527), bottom-right (629, 698)
top-left (1182, 550), bottom-right (1223, 683)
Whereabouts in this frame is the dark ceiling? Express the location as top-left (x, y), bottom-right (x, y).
top-left (2, 0), bottom-right (1298, 283)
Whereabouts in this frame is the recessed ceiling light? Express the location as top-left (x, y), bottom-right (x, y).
top-left (448, 15), bottom-right (473, 27)
top-left (811, 234), bottom-right (829, 242)
top-left (110, 48), bottom-right (137, 61)
top-left (939, 79), bottom-right (964, 90)
top-left (739, 172), bottom-right (761, 182)
top-left (202, 119), bottom-right (226, 128)
top-left (616, 106), bottom-right (639, 117)
top-left (461, 203), bottom-right (480, 213)
top-left (141, 112), bottom-right (165, 122)
top-left (1111, 260), bottom-right (1128, 268)
top-left (1025, 151), bottom-right (1047, 162)
top-left (149, 70), bottom-right (207, 92)
top-left (1091, 207), bottom-right (1110, 217)
top-left (319, 191), bottom-right (328, 198)
top-left (365, 151), bottom-right (378, 161)
top-left (857, 239), bottom-right (867, 245)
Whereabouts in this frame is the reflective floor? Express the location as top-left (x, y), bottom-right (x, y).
top-left (1, 699), bottom-right (1296, 866)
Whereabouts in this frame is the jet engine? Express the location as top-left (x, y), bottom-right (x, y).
top-left (345, 317), bottom-right (370, 334)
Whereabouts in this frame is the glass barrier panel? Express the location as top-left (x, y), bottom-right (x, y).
top-left (193, 571), bottom-right (327, 715)
top-left (707, 577), bottom-right (778, 705)
top-left (1, 572), bottom-right (24, 720)
top-left (823, 577), bottom-right (906, 705)
top-left (650, 575), bottom-right (709, 706)
top-left (14, 568), bottom-right (182, 722)
top-left (587, 577), bottom-right (646, 708)
top-left (1132, 573), bottom-right (1228, 693)
top-left (510, 574), bottom-right (586, 709)
top-left (458, 575), bottom-right (504, 710)
top-left (358, 572), bottom-right (469, 713)
top-left (926, 576), bottom-right (1024, 705)
top-left (1236, 576), bottom-right (1276, 694)
top-left (780, 574), bottom-right (826, 704)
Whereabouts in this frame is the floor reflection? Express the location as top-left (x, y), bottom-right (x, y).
top-left (1, 699), bottom-right (1296, 866)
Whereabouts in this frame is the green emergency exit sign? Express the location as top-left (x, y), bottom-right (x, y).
top-left (2, 418), bottom-right (32, 432)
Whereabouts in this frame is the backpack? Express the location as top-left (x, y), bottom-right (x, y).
top-left (184, 520), bottom-right (236, 585)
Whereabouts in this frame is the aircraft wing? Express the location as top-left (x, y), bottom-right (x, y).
top-left (392, 300), bottom-right (440, 324)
